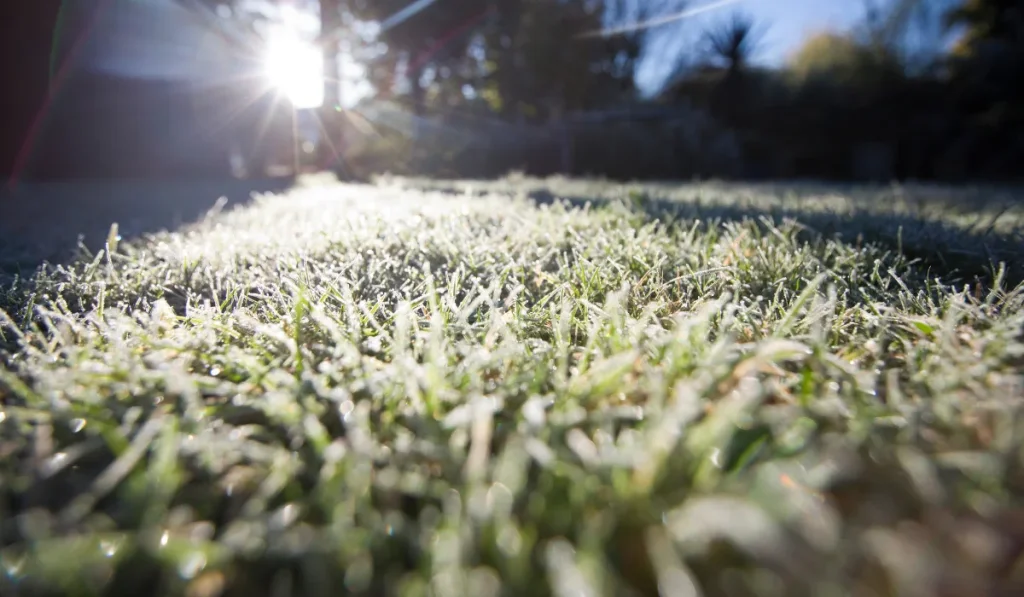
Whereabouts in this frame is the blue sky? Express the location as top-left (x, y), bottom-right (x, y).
top-left (742, 0), bottom-right (874, 65)
top-left (635, 0), bottom-right (879, 94)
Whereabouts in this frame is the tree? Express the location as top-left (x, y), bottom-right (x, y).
top-left (859, 0), bottom-right (958, 73)
top-left (941, 0), bottom-right (1024, 176)
top-left (946, 0), bottom-right (1024, 52)
top-left (341, 0), bottom-right (688, 119)
top-left (787, 31), bottom-right (903, 87)
top-left (475, 0), bottom-right (692, 121)
top-left (346, 0), bottom-right (486, 114)
top-left (477, 1), bottom-right (626, 120)
top-left (945, 0), bottom-right (1024, 76)
top-left (701, 11), bottom-right (765, 76)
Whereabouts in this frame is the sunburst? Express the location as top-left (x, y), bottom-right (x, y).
top-left (263, 27), bottom-right (325, 109)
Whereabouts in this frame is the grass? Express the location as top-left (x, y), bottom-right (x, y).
top-left (1, 177), bottom-right (1024, 597)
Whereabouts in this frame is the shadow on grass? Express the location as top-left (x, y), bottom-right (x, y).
top-left (0, 176), bottom-right (295, 281)
top-left (372, 175), bottom-right (1019, 289)
top-left (528, 188), bottom-right (1024, 288)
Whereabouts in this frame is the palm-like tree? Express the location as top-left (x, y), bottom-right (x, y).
top-left (702, 11), bottom-right (765, 76)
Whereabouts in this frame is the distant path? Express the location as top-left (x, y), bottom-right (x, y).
top-left (0, 177), bottom-right (295, 277)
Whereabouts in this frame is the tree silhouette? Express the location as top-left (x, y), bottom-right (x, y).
top-left (702, 11), bottom-right (765, 76)
top-left (943, 0), bottom-right (1024, 175)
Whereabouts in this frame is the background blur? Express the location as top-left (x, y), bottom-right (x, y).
top-left (2, 0), bottom-right (1022, 185)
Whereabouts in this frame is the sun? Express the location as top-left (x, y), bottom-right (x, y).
top-left (263, 28), bottom-right (325, 110)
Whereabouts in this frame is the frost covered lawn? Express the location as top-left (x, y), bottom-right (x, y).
top-left (2, 178), bottom-right (1024, 596)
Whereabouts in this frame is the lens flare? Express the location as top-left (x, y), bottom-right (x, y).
top-left (264, 29), bottom-right (324, 109)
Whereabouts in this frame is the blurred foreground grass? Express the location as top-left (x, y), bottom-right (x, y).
top-left (2, 178), bottom-right (1024, 597)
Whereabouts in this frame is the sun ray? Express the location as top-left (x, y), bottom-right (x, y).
top-left (576, 0), bottom-right (746, 39)
top-left (264, 27), bottom-right (325, 109)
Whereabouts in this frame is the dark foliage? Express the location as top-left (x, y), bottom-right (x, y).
top-left (345, 0), bottom-right (1023, 184)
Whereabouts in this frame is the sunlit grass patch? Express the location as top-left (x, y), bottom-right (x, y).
top-left (1, 180), bottom-right (1024, 596)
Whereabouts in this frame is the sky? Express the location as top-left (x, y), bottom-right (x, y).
top-left (635, 0), bottom-right (879, 94)
top-left (741, 0), bottom-right (875, 66)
